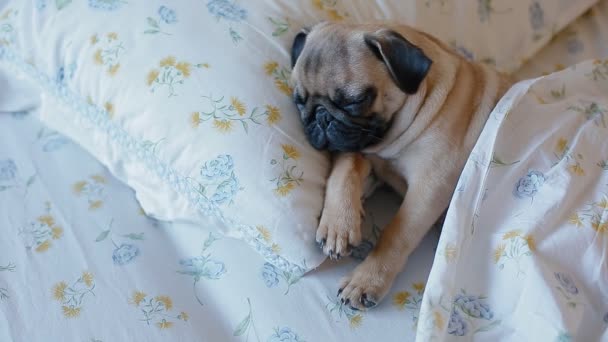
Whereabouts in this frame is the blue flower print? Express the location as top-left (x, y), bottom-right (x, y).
top-left (267, 327), bottom-right (303, 342)
top-left (529, 2), bottom-right (544, 31)
top-left (566, 38), bottom-right (583, 55)
top-left (56, 63), bottom-right (76, 85)
top-left (211, 174), bottom-right (239, 204)
top-left (454, 294), bottom-right (494, 320)
top-left (207, 0), bottom-right (247, 22)
top-left (179, 256), bottom-right (226, 280)
top-left (201, 155), bottom-right (234, 180)
top-left (261, 262), bottom-right (279, 288)
top-left (35, 0), bottom-right (47, 10)
top-left (555, 272), bottom-right (578, 295)
top-left (350, 239), bottom-right (374, 261)
top-left (158, 6), bottom-right (177, 24)
top-left (112, 243), bottom-right (140, 265)
top-left (447, 309), bottom-right (468, 336)
top-left (88, 0), bottom-right (126, 11)
top-left (42, 137), bottom-right (70, 152)
top-left (514, 170), bottom-right (545, 199)
top-left (451, 42), bottom-right (475, 61)
top-left (0, 159), bottom-right (17, 182)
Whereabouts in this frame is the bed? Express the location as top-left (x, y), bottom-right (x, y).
top-left (1, 1), bottom-right (607, 341)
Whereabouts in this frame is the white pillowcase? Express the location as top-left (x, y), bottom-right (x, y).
top-left (0, 0), bottom-right (596, 274)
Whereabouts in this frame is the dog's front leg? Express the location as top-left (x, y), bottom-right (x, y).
top-left (317, 153), bottom-right (371, 260)
top-left (338, 166), bottom-right (453, 310)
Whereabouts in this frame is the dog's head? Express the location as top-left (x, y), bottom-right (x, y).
top-left (290, 22), bottom-right (432, 152)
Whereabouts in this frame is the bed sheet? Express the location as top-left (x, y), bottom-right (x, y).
top-left (515, 0), bottom-right (608, 80)
top-left (0, 108), bottom-right (439, 341)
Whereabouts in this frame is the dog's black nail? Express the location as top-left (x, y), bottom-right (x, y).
top-left (360, 293), bottom-right (377, 308)
top-left (336, 253), bottom-right (341, 259)
top-left (340, 297), bottom-right (345, 304)
top-left (344, 298), bottom-right (350, 306)
top-left (328, 249), bottom-right (333, 257)
top-left (337, 288), bottom-right (343, 296)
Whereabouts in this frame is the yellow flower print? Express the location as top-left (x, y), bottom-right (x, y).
top-left (147, 69), bottom-right (160, 86)
top-left (190, 112), bottom-right (201, 128)
top-left (200, 63), bottom-right (210, 69)
top-left (271, 145), bottom-right (304, 196)
top-left (266, 105), bottom-right (281, 125)
top-left (271, 243), bottom-right (281, 253)
top-left (495, 231), bottom-right (534, 276)
top-left (275, 79), bottom-right (293, 96)
top-left (556, 138), bottom-right (568, 156)
top-left (104, 102), bottom-right (115, 119)
top-left (62, 305), bottom-right (81, 318)
top-left (569, 163), bottom-right (585, 176)
top-left (502, 230), bottom-right (521, 240)
top-left (175, 62), bottom-right (192, 78)
top-left (257, 226), bottom-right (272, 242)
top-left (597, 197), bottom-right (608, 210)
top-left (281, 144), bottom-right (300, 160)
top-left (591, 220), bottom-right (608, 233)
top-left (312, 0), bottom-right (348, 21)
top-left (91, 32), bottom-right (124, 76)
top-left (38, 215), bottom-right (55, 227)
top-left (193, 96), bottom-right (277, 133)
top-left (554, 63), bottom-right (566, 72)
top-left (72, 175), bottom-right (106, 210)
top-left (155, 295), bottom-right (173, 311)
top-left (393, 283), bottom-right (425, 327)
top-left (131, 291), bottom-right (187, 328)
top-left (108, 63), bottom-right (120, 76)
top-left (264, 61), bottom-right (279, 75)
top-left (442, 243), bottom-right (458, 263)
top-left (493, 244), bottom-right (506, 263)
top-left (568, 213), bottom-right (584, 228)
top-left (275, 182), bottom-right (296, 197)
top-left (326, 9), bottom-right (344, 21)
top-left (52, 272), bottom-right (95, 319)
top-left (433, 311), bottom-right (445, 330)
top-left (51, 226), bottom-right (63, 240)
top-left (160, 56), bottom-right (176, 67)
top-left (157, 320), bottom-right (173, 329)
top-left (213, 119), bottom-right (233, 133)
top-left (230, 97), bottom-right (246, 116)
top-left (393, 291), bottom-right (411, 309)
top-left (149, 57), bottom-right (205, 97)
top-left (82, 272), bottom-right (94, 287)
top-left (349, 314), bottom-right (362, 328)
top-left (93, 49), bottom-right (103, 65)
top-left (131, 291), bottom-right (147, 306)
top-left (35, 239), bottom-right (51, 252)
top-left (524, 235), bottom-right (536, 252)
top-left (264, 61), bottom-right (293, 97)
top-left (53, 282), bottom-right (67, 301)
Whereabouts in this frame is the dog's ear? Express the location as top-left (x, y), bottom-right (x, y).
top-left (364, 29), bottom-right (432, 94)
top-left (291, 28), bottom-right (310, 68)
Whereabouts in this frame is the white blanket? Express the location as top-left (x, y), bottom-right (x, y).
top-left (417, 59), bottom-right (608, 342)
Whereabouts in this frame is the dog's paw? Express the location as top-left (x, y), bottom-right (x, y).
top-left (337, 257), bottom-right (397, 311)
top-left (316, 204), bottom-right (362, 260)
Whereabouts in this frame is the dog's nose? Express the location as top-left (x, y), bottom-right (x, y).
top-left (315, 106), bottom-right (331, 128)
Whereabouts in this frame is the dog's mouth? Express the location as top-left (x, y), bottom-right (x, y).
top-left (304, 106), bottom-right (387, 152)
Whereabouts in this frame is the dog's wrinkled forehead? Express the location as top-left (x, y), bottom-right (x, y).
top-left (292, 24), bottom-right (384, 98)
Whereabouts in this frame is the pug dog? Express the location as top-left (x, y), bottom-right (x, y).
top-left (290, 22), bottom-right (512, 310)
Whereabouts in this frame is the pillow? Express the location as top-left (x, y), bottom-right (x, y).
top-left (0, 0), bottom-right (597, 274)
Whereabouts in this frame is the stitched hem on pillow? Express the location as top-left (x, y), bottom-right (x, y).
top-left (0, 45), bottom-right (309, 277)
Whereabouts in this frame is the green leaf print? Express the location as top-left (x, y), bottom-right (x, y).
top-left (122, 232), bottom-right (145, 240)
top-left (95, 230), bottom-right (111, 242)
top-left (55, 0), bottom-right (72, 10)
top-left (233, 298), bottom-right (253, 336)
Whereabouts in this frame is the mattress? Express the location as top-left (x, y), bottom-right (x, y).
top-left (1, 2), bottom-right (607, 341)
top-left (0, 110), bottom-right (439, 341)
